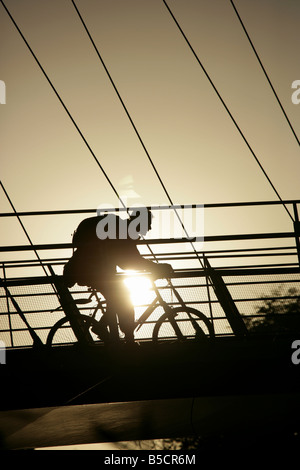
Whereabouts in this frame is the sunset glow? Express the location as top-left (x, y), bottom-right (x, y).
top-left (123, 272), bottom-right (154, 306)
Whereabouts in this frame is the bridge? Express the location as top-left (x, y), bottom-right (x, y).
top-left (1, 201), bottom-right (300, 449)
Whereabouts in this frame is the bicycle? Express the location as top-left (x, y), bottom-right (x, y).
top-left (46, 275), bottom-right (215, 347)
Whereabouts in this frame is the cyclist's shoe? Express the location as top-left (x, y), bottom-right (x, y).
top-left (91, 320), bottom-right (110, 342)
top-left (124, 333), bottom-right (135, 344)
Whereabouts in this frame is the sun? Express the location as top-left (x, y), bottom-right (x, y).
top-left (123, 271), bottom-right (154, 306)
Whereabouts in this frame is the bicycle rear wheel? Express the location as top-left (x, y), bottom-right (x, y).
top-left (46, 315), bottom-right (101, 347)
top-left (152, 307), bottom-right (214, 343)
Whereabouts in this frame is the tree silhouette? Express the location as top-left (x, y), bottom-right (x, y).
top-left (245, 286), bottom-right (300, 335)
top-left (131, 436), bottom-right (203, 451)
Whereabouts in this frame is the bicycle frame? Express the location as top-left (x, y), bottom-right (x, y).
top-left (134, 277), bottom-right (188, 332)
top-left (139, 277), bottom-right (212, 339)
top-left (47, 274), bottom-right (214, 346)
top-left (69, 276), bottom-right (205, 339)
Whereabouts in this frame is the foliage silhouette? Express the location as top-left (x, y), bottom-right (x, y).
top-left (245, 286), bottom-right (300, 335)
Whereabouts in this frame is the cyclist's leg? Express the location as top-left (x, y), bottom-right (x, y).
top-left (89, 279), bottom-right (118, 342)
top-left (105, 305), bottom-right (120, 342)
top-left (90, 315), bottom-right (110, 342)
top-left (113, 280), bottom-right (135, 343)
top-left (96, 278), bottom-right (134, 343)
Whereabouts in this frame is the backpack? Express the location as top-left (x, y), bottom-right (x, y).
top-left (63, 215), bottom-right (106, 288)
top-left (63, 214), bottom-right (126, 288)
top-left (63, 250), bottom-right (83, 288)
top-left (72, 216), bottom-right (100, 248)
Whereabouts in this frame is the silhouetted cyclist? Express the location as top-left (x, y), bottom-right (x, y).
top-left (63, 209), bottom-right (173, 344)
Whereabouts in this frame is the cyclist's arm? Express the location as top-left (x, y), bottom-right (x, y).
top-left (117, 245), bottom-right (153, 271)
top-left (118, 244), bottom-right (173, 277)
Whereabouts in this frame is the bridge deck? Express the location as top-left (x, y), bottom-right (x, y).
top-left (1, 335), bottom-right (300, 449)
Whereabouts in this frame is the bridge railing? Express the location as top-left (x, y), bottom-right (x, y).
top-left (1, 200), bottom-right (300, 348)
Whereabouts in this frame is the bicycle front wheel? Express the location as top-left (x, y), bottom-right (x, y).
top-left (46, 315), bottom-right (100, 347)
top-left (152, 307), bottom-right (214, 343)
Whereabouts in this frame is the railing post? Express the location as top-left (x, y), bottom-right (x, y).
top-left (47, 265), bottom-right (95, 346)
top-left (2, 263), bottom-right (14, 348)
top-left (293, 203), bottom-right (300, 269)
top-left (202, 253), bottom-right (215, 335)
top-left (203, 256), bottom-right (249, 337)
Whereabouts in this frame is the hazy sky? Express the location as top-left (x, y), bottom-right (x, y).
top-left (1, 3), bottom-right (300, 449)
top-left (1, 0), bottom-right (300, 264)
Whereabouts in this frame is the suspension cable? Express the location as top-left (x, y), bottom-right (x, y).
top-left (230, 0), bottom-right (300, 147)
top-left (0, 1), bottom-right (160, 262)
top-left (71, 0), bottom-right (205, 268)
top-left (70, 0), bottom-right (174, 207)
top-left (162, 0), bottom-right (294, 223)
top-left (0, 0), bottom-right (124, 210)
top-left (0, 180), bottom-right (49, 276)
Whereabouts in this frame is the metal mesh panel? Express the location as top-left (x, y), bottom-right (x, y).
top-left (0, 284), bottom-right (62, 347)
top-left (1, 269), bottom-right (300, 348)
top-left (1, 201), bottom-right (300, 348)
